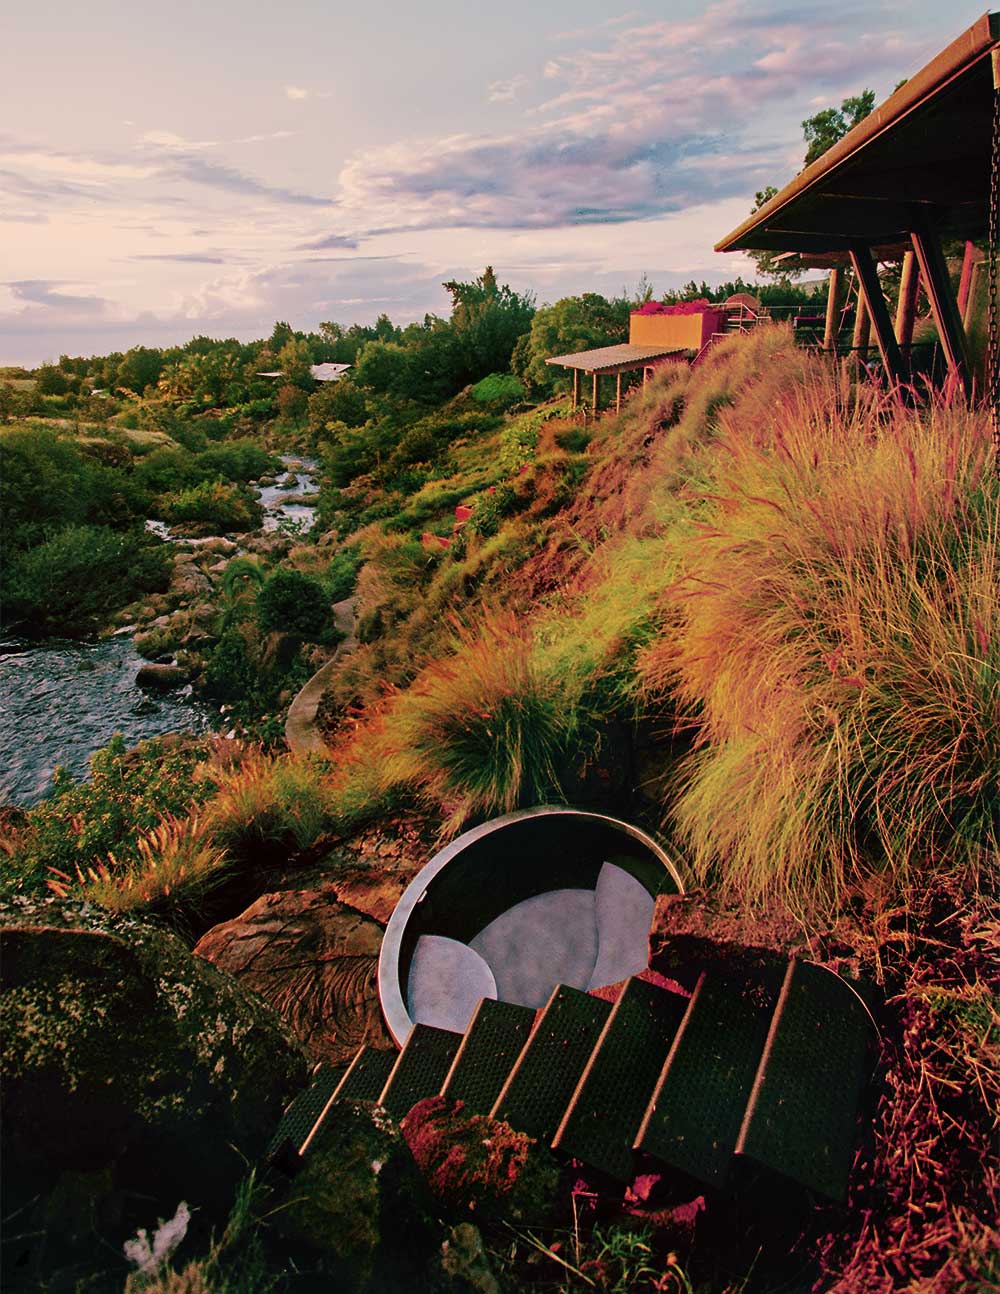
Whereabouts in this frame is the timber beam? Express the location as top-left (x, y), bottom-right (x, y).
top-left (910, 225), bottom-right (973, 399)
top-left (850, 244), bottom-right (906, 388)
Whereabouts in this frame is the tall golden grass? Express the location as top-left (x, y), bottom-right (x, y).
top-left (636, 354), bottom-right (999, 912)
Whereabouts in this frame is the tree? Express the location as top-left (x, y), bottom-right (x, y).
top-left (276, 338), bottom-right (314, 387)
top-left (116, 346), bottom-right (164, 395)
top-left (441, 266), bottom-right (535, 382)
top-left (513, 293), bottom-right (631, 394)
top-left (802, 91), bottom-right (876, 165)
top-left (744, 91), bottom-right (877, 280)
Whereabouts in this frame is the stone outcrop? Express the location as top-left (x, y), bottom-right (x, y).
top-left (194, 888), bottom-right (395, 1065)
top-left (1, 899), bottom-right (306, 1281)
top-left (135, 662), bottom-right (191, 689)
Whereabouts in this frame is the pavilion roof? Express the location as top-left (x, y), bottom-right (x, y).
top-left (545, 343), bottom-right (687, 374)
top-left (716, 13), bottom-right (1000, 256)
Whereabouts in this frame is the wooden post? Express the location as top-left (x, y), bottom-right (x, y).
top-left (852, 279), bottom-right (871, 361)
top-left (956, 240), bottom-right (977, 317)
top-left (572, 368), bottom-right (580, 411)
top-left (850, 246), bottom-right (905, 389)
top-left (894, 250), bottom-right (919, 349)
top-left (592, 371), bottom-right (599, 414)
top-left (823, 267), bottom-right (841, 351)
top-left (911, 226), bottom-right (972, 400)
top-left (616, 372), bottom-right (622, 413)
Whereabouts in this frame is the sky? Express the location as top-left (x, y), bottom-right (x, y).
top-left (1, 0), bottom-right (986, 365)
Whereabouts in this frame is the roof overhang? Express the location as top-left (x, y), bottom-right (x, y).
top-left (546, 343), bottom-right (688, 374)
top-left (716, 13), bottom-right (1000, 256)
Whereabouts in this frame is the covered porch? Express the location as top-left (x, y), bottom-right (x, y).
top-left (715, 12), bottom-right (1000, 399)
top-left (545, 343), bottom-right (686, 413)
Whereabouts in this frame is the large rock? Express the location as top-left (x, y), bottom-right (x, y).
top-left (194, 888), bottom-right (394, 1065)
top-left (135, 662), bottom-right (191, 689)
top-left (1, 899), bottom-right (307, 1281)
top-left (272, 1099), bottom-right (441, 1292)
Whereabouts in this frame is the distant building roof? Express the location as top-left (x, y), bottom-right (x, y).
top-left (545, 343), bottom-right (687, 374)
top-left (256, 362), bottom-right (351, 382)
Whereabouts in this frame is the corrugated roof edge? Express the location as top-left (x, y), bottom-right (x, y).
top-left (715, 12), bottom-right (1000, 253)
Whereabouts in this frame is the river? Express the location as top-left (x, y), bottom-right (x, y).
top-left (0, 634), bottom-right (214, 806)
top-left (0, 455), bottom-right (322, 807)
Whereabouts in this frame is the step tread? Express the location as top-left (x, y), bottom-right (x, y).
top-left (552, 978), bottom-right (689, 1181)
top-left (336, 1045), bottom-right (398, 1106)
top-left (490, 985), bottom-right (613, 1142)
top-left (440, 998), bottom-right (536, 1115)
top-left (635, 966), bottom-right (783, 1187)
top-left (735, 960), bottom-right (874, 1201)
top-left (266, 1063), bottom-right (342, 1160)
top-left (378, 1024), bottom-right (463, 1119)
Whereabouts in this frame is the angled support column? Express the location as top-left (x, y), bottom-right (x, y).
top-left (823, 268), bottom-right (842, 351)
top-left (894, 250), bottom-right (919, 350)
top-left (910, 226), bottom-right (973, 400)
top-left (850, 244), bottom-right (905, 389)
top-left (851, 281), bottom-right (871, 360)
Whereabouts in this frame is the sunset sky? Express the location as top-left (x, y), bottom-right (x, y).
top-left (1, 0), bottom-right (984, 364)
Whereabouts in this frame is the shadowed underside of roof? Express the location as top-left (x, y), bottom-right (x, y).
top-left (716, 12), bottom-right (1000, 256)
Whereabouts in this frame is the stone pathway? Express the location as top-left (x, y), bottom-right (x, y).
top-left (284, 595), bottom-right (357, 757)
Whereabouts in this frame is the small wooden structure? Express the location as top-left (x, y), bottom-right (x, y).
top-left (546, 302), bottom-right (734, 412)
top-left (715, 13), bottom-right (1000, 397)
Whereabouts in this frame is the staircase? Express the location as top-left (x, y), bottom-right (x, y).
top-left (268, 957), bottom-right (875, 1204)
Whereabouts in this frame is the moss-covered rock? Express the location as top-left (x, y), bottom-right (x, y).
top-left (272, 1099), bottom-right (442, 1292)
top-left (0, 897), bottom-right (307, 1284)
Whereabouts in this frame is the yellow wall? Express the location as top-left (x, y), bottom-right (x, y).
top-left (629, 312), bottom-right (705, 349)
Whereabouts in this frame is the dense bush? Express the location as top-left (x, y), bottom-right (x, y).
top-left (256, 567), bottom-right (330, 638)
top-left (326, 543), bottom-right (363, 601)
top-left (470, 372), bottom-right (525, 405)
top-left (2, 525), bottom-right (170, 634)
top-left (3, 735), bottom-right (212, 898)
top-left (160, 480), bottom-right (263, 532)
top-left (0, 424), bottom-right (148, 545)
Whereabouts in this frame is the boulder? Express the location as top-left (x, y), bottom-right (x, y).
top-left (272, 1099), bottom-right (441, 1292)
top-left (194, 889), bottom-right (394, 1065)
top-left (1, 899), bottom-right (306, 1280)
top-left (136, 662), bottom-right (190, 689)
top-left (440, 1223), bottom-right (501, 1294)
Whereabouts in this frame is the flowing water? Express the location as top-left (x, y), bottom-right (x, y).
top-left (1, 455), bottom-right (320, 807)
top-left (0, 634), bottom-right (214, 806)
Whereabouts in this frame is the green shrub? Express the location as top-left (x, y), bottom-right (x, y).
top-left (326, 543), bottom-right (363, 601)
top-left (198, 439), bottom-right (278, 483)
top-left (2, 525), bottom-right (170, 634)
top-left (257, 567), bottom-right (330, 638)
top-left (160, 480), bottom-right (262, 532)
top-left (470, 372), bottom-right (525, 405)
top-left (4, 735), bottom-right (211, 898)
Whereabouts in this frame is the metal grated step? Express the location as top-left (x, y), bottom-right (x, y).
top-left (490, 985), bottom-right (612, 1143)
top-left (378, 1024), bottom-right (463, 1119)
top-left (266, 1063), bottom-right (343, 1161)
top-left (440, 998), bottom-right (536, 1115)
top-left (552, 977), bottom-right (689, 1181)
top-left (330, 1044), bottom-right (397, 1105)
top-left (735, 960), bottom-right (876, 1202)
top-left (635, 967), bottom-right (782, 1188)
